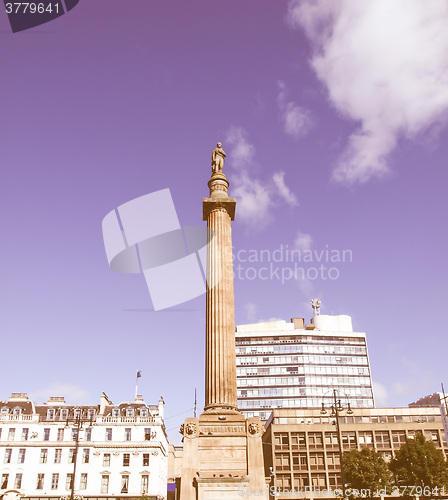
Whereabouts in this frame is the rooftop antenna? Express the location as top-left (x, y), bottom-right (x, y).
top-left (194, 388), bottom-right (197, 418)
top-left (311, 298), bottom-right (321, 316)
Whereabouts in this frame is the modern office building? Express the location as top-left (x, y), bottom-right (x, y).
top-left (0, 392), bottom-right (168, 500)
top-left (263, 406), bottom-right (448, 498)
top-left (236, 314), bottom-right (375, 420)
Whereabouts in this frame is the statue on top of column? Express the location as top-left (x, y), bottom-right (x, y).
top-left (211, 142), bottom-right (226, 174)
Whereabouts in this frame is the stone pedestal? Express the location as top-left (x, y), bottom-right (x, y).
top-left (180, 414), bottom-right (266, 500)
top-left (179, 167), bottom-right (266, 499)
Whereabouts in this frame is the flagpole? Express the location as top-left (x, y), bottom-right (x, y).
top-left (135, 370), bottom-right (141, 400)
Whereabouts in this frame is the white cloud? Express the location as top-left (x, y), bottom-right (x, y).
top-left (273, 172), bottom-right (298, 207)
top-left (278, 81), bottom-right (313, 138)
top-left (294, 231), bottom-right (312, 251)
top-left (372, 381), bottom-right (388, 407)
top-left (30, 383), bottom-right (91, 405)
top-left (225, 126), bottom-right (299, 229)
top-left (244, 302), bottom-right (258, 322)
top-left (288, 0), bottom-right (448, 184)
top-left (225, 126), bottom-right (255, 168)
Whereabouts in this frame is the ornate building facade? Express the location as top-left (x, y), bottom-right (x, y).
top-left (0, 392), bottom-right (168, 500)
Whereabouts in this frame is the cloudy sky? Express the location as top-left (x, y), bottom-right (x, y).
top-left (1, 0), bottom-right (448, 444)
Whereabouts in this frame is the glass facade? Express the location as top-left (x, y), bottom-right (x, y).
top-left (236, 319), bottom-right (374, 419)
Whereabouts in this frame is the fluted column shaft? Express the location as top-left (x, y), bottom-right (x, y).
top-left (203, 173), bottom-right (238, 413)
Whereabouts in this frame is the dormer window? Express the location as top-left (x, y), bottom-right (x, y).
top-left (13, 407), bottom-right (22, 416)
top-left (60, 409), bottom-right (68, 420)
top-left (1, 407), bottom-right (9, 415)
top-left (111, 407), bottom-right (120, 417)
top-left (47, 409), bottom-right (55, 420)
top-left (74, 408), bottom-right (81, 419)
top-left (140, 407), bottom-right (148, 417)
top-left (87, 409), bottom-right (96, 420)
top-left (125, 407), bottom-right (134, 417)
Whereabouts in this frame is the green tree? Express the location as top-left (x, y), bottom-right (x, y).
top-left (389, 432), bottom-right (448, 488)
top-left (343, 447), bottom-right (391, 497)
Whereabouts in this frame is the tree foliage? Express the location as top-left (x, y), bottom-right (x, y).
top-left (389, 432), bottom-right (448, 488)
top-left (344, 447), bottom-right (391, 497)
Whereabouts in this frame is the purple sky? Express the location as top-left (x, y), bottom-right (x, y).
top-left (1, 0), bottom-right (448, 445)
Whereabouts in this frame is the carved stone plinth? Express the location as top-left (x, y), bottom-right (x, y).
top-left (180, 414), bottom-right (266, 500)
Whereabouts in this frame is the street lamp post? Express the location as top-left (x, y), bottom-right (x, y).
top-left (320, 390), bottom-right (353, 492)
top-left (65, 410), bottom-right (93, 500)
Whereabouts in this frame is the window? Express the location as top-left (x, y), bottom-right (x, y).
top-left (57, 428), bottom-right (64, 441)
top-left (141, 474), bottom-right (149, 494)
top-left (106, 428), bottom-right (112, 441)
top-left (143, 453), bottom-right (149, 466)
top-left (54, 448), bottom-right (62, 464)
top-left (82, 449), bottom-right (90, 464)
top-left (40, 448), bottom-right (48, 464)
top-left (87, 409), bottom-right (96, 420)
top-left (358, 431), bottom-right (374, 448)
top-left (43, 428), bottom-right (50, 441)
top-left (292, 453), bottom-right (307, 471)
top-left (36, 473), bottom-right (44, 489)
top-left (1, 407), bottom-right (8, 415)
top-left (80, 473), bottom-right (87, 490)
top-left (326, 453), bottom-right (340, 470)
top-left (68, 448), bottom-right (75, 463)
top-left (101, 475), bottom-right (109, 494)
top-left (103, 453), bottom-right (111, 467)
top-left (145, 428), bottom-right (154, 440)
top-left (4, 449), bottom-right (12, 464)
top-left (21, 428), bottom-right (29, 441)
top-left (325, 432), bottom-right (339, 448)
top-left (311, 473), bottom-right (326, 487)
top-left (308, 432), bottom-right (323, 449)
top-left (123, 453), bottom-right (130, 466)
top-left (275, 453), bottom-right (290, 471)
top-left (47, 409), bottom-right (55, 420)
top-left (1, 474), bottom-right (8, 489)
top-left (74, 408), bottom-right (81, 419)
top-left (14, 474), bottom-right (22, 489)
top-left (293, 474), bottom-right (309, 488)
top-left (126, 407), bottom-right (134, 417)
top-left (65, 474), bottom-right (74, 490)
top-left (140, 407), bottom-right (148, 417)
top-left (51, 473), bottom-right (59, 490)
top-left (274, 433), bottom-right (289, 450)
top-left (13, 407), bottom-right (21, 416)
top-left (341, 431), bottom-right (357, 449)
top-left (60, 409), bottom-right (68, 420)
top-left (375, 431), bottom-right (391, 449)
top-left (277, 474), bottom-right (291, 488)
top-left (125, 428), bottom-right (132, 441)
top-left (309, 453), bottom-right (325, 470)
top-left (72, 429), bottom-right (78, 441)
top-left (8, 428), bottom-right (15, 441)
top-left (112, 407), bottom-right (120, 417)
top-left (85, 428), bottom-right (92, 441)
top-left (392, 431), bottom-right (406, 446)
top-left (290, 432), bottom-right (306, 450)
top-left (121, 475), bottom-right (129, 493)
top-left (18, 449), bottom-right (26, 464)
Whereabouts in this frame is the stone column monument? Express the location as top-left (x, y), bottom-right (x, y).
top-left (179, 144), bottom-right (266, 500)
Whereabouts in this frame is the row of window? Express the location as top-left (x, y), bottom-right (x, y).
top-left (0, 427), bottom-right (155, 442)
top-left (239, 394), bottom-right (373, 409)
top-left (272, 413), bottom-right (442, 425)
top-left (236, 344), bottom-right (367, 356)
top-left (0, 407), bottom-right (150, 419)
top-left (238, 354), bottom-right (369, 367)
top-left (238, 375), bottom-right (372, 389)
top-left (238, 386), bottom-right (373, 399)
top-left (3, 449), bottom-right (153, 467)
top-left (0, 472), bottom-right (150, 494)
top-left (273, 429), bottom-right (446, 451)
top-left (237, 365), bottom-right (370, 378)
top-left (236, 336), bottom-right (365, 345)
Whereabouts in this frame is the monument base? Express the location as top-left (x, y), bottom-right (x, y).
top-left (179, 413), bottom-right (267, 500)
